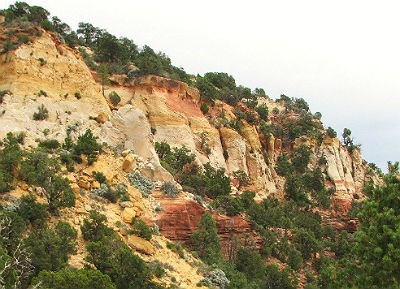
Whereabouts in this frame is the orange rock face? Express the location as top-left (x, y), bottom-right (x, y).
top-left (332, 196), bottom-right (353, 215)
top-left (155, 196), bottom-right (252, 244)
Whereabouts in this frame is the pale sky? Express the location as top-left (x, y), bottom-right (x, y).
top-left (2, 0), bottom-right (399, 170)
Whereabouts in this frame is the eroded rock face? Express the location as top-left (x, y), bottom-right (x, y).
top-left (0, 29), bottom-right (379, 219)
top-left (129, 75), bottom-right (227, 170)
top-left (0, 31), bottom-right (108, 106)
top-left (122, 75), bottom-right (377, 208)
top-left (316, 136), bottom-right (379, 213)
top-left (155, 196), bottom-right (251, 244)
top-left (0, 30), bottom-right (110, 145)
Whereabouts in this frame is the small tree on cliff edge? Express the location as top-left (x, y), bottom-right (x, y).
top-left (191, 212), bottom-right (221, 264)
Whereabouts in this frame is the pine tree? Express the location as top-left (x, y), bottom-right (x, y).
top-left (191, 212), bottom-right (221, 264)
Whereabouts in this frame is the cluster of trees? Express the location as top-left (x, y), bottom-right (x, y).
top-left (195, 72), bottom-right (266, 106)
top-left (275, 145), bottom-right (330, 208)
top-left (316, 163), bottom-right (400, 289)
top-left (0, 2), bottom-right (190, 81)
top-left (76, 22), bottom-right (190, 81)
top-left (188, 163), bottom-right (400, 289)
top-left (0, 129), bottom-right (101, 214)
top-left (155, 141), bottom-right (231, 199)
top-left (0, 198), bottom-right (166, 289)
top-left (0, 194), bottom-right (78, 288)
top-left (260, 112), bottom-right (323, 148)
top-left (81, 211), bottom-right (163, 289)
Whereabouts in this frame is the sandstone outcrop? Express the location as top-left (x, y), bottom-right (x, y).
top-left (154, 195), bottom-right (252, 244)
top-left (0, 30), bottom-right (110, 145)
top-left (127, 235), bottom-right (155, 255)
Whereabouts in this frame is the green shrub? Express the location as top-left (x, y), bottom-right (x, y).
top-left (285, 174), bottom-right (309, 205)
top-left (93, 171), bottom-right (107, 184)
top-left (20, 151), bottom-right (75, 214)
top-left (26, 221), bottom-right (77, 274)
top-left (32, 268), bottom-right (116, 289)
top-left (59, 150), bottom-right (74, 172)
top-left (33, 104), bottom-right (49, 120)
top-left (166, 242), bottom-right (185, 258)
top-left (161, 181), bottom-right (179, 197)
top-left (155, 142), bottom-right (196, 175)
top-left (314, 111), bottom-right (322, 120)
top-left (291, 145), bottom-right (311, 174)
top-left (73, 129), bottom-right (101, 165)
top-left (0, 210), bottom-right (26, 252)
top-left (38, 57), bottom-right (46, 66)
top-left (264, 264), bottom-right (297, 289)
top-left (38, 139), bottom-right (60, 150)
top-left (235, 248), bottom-right (265, 280)
top-left (44, 174), bottom-right (76, 213)
top-left (200, 103), bottom-right (209, 114)
top-left (2, 40), bottom-right (15, 53)
top-left (212, 195), bottom-right (244, 216)
top-left (109, 91), bottom-right (121, 105)
top-left (0, 133), bottom-right (22, 192)
top-left (16, 194), bottom-right (48, 227)
top-left (0, 90), bottom-right (11, 104)
top-left (288, 247), bottom-right (303, 271)
top-left (149, 261), bottom-right (166, 278)
top-left (326, 127), bottom-right (337, 138)
top-left (255, 103), bottom-right (268, 120)
top-left (181, 163), bottom-right (231, 199)
top-left (86, 238), bottom-right (161, 289)
top-left (38, 89), bottom-right (47, 96)
top-left (275, 154), bottom-right (292, 176)
top-left (74, 92), bottom-right (81, 99)
top-left (17, 34), bottom-right (30, 44)
top-left (292, 228), bottom-right (320, 259)
top-left (131, 218), bottom-right (153, 241)
top-left (233, 170), bottom-right (250, 189)
top-left (81, 210), bottom-right (114, 242)
top-left (128, 171), bottom-right (154, 197)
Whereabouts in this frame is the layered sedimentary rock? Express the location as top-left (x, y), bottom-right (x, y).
top-left (155, 195), bottom-right (252, 244)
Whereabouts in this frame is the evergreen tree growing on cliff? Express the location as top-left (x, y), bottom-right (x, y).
top-left (350, 166), bottom-right (400, 288)
top-left (191, 212), bottom-right (221, 264)
top-left (323, 163), bottom-right (400, 288)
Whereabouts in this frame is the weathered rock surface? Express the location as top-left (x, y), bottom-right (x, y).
top-left (155, 196), bottom-right (252, 244)
top-left (0, 30), bottom-right (110, 145)
top-left (126, 235), bottom-right (155, 255)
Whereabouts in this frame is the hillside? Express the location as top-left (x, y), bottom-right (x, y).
top-left (0, 3), bottom-right (395, 289)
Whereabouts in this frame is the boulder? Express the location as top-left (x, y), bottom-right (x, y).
top-left (126, 235), bottom-right (155, 255)
top-left (96, 112), bottom-right (109, 124)
top-left (70, 183), bottom-right (81, 195)
top-left (121, 207), bottom-right (136, 223)
top-left (122, 153), bottom-right (136, 172)
top-left (120, 201), bottom-right (134, 208)
top-left (78, 179), bottom-right (91, 190)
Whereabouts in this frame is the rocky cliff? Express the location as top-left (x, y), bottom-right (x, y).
top-left (0, 27), bottom-right (381, 288)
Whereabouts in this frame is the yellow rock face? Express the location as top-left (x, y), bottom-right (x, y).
top-left (323, 136), bottom-right (340, 147)
top-left (241, 122), bottom-right (262, 151)
top-left (0, 30), bottom-right (110, 114)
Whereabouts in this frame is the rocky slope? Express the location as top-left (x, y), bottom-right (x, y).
top-left (0, 28), bottom-right (381, 287)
